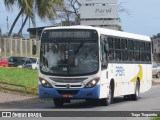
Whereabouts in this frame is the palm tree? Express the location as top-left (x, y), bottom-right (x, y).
top-left (4, 0), bottom-right (63, 37)
top-left (17, 0), bottom-right (35, 36)
top-left (17, 16), bottom-right (33, 36)
top-left (4, 0), bottom-right (35, 36)
top-left (4, 0), bottom-right (15, 10)
top-left (18, 0), bottom-right (63, 36)
top-left (35, 0), bottom-right (63, 20)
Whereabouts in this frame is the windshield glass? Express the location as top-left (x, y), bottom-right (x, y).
top-left (40, 29), bottom-right (99, 76)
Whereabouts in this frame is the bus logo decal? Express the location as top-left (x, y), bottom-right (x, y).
top-left (115, 66), bottom-right (125, 76)
top-left (66, 84), bottom-right (71, 88)
top-left (131, 65), bottom-right (143, 83)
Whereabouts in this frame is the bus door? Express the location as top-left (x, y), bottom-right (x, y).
top-left (100, 35), bottom-right (109, 86)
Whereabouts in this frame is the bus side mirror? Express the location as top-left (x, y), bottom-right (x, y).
top-left (32, 45), bottom-right (37, 55)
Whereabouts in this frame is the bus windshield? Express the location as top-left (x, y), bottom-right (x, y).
top-left (40, 29), bottom-right (99, 76)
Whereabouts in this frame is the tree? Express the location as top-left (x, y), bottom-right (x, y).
top-left (17, 0), bottom-right (36, 36)
top-left (35, 0), bottom-right (63, 20)
top-left (19, 0), bottom-right (63, 36)
top-left (4, 0), bottom-right (63, 37)
top-left (52, 0), bottom-right (80, 26)
top-left (52, 0), bottom-right (130, 27)
top-left (118, 2), bottom-right (131, 15)
top-left (4, 0), bottom-right (35, 36)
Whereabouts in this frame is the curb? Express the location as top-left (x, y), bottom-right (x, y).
top-left (152, 78), bottom-right (160, 86)
top-left (0, 83), bottom-right (38, 95)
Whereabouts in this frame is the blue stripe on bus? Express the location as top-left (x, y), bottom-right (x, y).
top-left (39, 85), bottom-right (100, 99)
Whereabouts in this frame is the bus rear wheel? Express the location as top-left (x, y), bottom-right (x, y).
top-left (131, 80), bottom-right (140, 101)
top-left (124, 95), bottom-right (131, 100)
top-left (53, 98), bottom-right (64, 107)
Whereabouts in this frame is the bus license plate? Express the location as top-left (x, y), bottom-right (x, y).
top-left (63, 94), bottom-right (73, 98)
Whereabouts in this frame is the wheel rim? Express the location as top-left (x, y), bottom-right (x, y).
top-left (135, 83), bottom-right (139, 98)
top-left (136, 87), bottom-right (139, 97)
top-left (108, 86), bottom-right (111, 103)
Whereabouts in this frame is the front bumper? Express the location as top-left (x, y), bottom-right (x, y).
top-left (39, 84), bottom-right (100, 99)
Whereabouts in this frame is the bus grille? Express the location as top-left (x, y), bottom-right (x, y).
top-left (57, 90), bottom-right (79, 95)
top-left (55, 85), bottom-right (82, 87)
top-left (49, 77), bottom-right (87, 83)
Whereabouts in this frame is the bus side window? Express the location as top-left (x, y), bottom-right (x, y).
top-left (127, 39), bottom-right (134, 61)
top-left (128, 39), bottom-right (134, 50)
top-left (115, 50), bottom-right (121, 61)
top-left (146, 42), bottom-right (151, 62)
top-left (114, 38), bottom-right (120, 49)
top-left (134, 40), bottom-right (140, 61)
top-left (140, 41), bottom-right (146, 62)
top-left (121, 39), bottom-right (128, 61)
top-left (108, 37), bottom-right (114, 61)
top-left (114, 37), bottom-right (121, 61)
top-left (128, 51), bottom-right (134, 61)
top-left (101, 35), bottom-right (108, 69)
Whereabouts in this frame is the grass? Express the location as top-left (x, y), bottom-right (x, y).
top-left (151, 117), bottom-right (160, 120)
top-left (0, 67), bottom-right (38, 94)
top-left (151, 116), bottom-right (160, 120)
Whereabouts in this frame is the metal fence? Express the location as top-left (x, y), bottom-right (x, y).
top-left (0, 37), bottom-right (40, 58)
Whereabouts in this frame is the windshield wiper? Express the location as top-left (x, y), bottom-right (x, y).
top-left (75, 42), bottom-right (85, 55)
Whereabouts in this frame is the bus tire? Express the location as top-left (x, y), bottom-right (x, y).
top-left (53, 98), bottom-right (64, 107)
top-left (124, 95), bottom-right (131, 101)
top-left (85, 99), bottom-right (95, 102)
top-left (101, 84), bottom-right (113, 106)
top-left (131, 80), bottom-right (140, 101)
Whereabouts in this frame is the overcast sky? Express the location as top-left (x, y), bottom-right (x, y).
top-left (119, 0), bottom-right (160, 36)
top-left (0, 0), bottom-right (160, 37)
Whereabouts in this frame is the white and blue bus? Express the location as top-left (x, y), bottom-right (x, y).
top-left (39, 26), bottom-right (152, 107)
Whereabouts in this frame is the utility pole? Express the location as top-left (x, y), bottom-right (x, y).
top-left (29, 17), bottom-right (30, 28)
top-left (21, 14), bottom-right (24, 36)
top-left (6, 16), bottom-right (9, 32)
top-left (0, 27), bottom-right (2, 37)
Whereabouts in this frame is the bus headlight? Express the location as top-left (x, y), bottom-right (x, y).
top-left (84, 77), bottom-right (100, 88)
top-left (39, 77), bottom-right (53, 88)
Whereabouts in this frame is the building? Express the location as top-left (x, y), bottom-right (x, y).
top-left (151, 33), bottom-right (160, 62)
top-left (152, 33), bottom-right (160, 54)
top-left (152, 38), bottom-right (160, 54)
top-left (80, 0), bottom-right (120, 30)
top-left (27, 21), bottom-right (77, 40)
top-left (27, 27), bottom-right (46, 40)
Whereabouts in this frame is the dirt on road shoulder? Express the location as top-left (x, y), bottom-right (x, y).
top-left (0, 90), bottom-right (51, 109)
top-left (0, 91), bottom-right (34, 103)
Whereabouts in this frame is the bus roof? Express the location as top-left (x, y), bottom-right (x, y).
top-left (44, 25), bottom-right (151, 41)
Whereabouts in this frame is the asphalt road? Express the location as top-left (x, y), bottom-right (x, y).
top-left (0, 85), bottom-right (160, 120)
top-left (0, 85), bottom-right (160, 110)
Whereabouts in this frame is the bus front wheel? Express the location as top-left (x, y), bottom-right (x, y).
top-left (101, 84), bottom-right (113, 106)
top-left (53, 98), bottom-right (64, 107)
